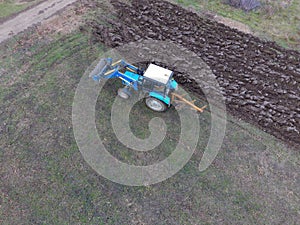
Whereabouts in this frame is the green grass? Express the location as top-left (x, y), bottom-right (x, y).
top-left (0, 0), bottom-right (42, 19)
top-left (174, 0), bottom-right (300, 49)
top-left (0, 1), bottom-right (27, 18)
top-left (0, 9), bottom-right (299, 224)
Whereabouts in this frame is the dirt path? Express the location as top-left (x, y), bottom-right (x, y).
top-left (0, 0), bottom-right (78, 43)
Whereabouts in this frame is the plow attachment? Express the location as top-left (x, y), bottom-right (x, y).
top-left (171, 93), bottom-right (207, 113)
top-left (90, 58), bottom-right (125, 82)
top-left (89, 58), bottom-right (113, 80)
top-left (89, 58), bottom-right (139, 82)
top-left (89, 58), bottom-right (126, 81)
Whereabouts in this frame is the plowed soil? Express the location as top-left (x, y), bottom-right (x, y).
top-left (89, 0), bottom-right (300, 147)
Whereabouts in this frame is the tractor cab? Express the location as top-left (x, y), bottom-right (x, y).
top-left (140, 63), bottom-right (178, 101)
top-left (143, 63), bottom-right (173, 85)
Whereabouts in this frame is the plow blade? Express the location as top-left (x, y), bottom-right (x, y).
top-left (171, 93), bottom-right (207, 113)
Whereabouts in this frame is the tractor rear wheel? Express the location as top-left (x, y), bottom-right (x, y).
top-left (118, 88), bottom-right (131, 99)
top-left (145, 97), bottom-right (167, 112)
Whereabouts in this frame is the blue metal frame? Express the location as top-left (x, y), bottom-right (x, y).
top-left (91, 58), bottom-right (178, 107)
top-left (149, 92), bottom-right (171, 105)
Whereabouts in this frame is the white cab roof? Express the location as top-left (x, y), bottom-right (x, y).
top-left (143, 64), bottom-right (173, 84)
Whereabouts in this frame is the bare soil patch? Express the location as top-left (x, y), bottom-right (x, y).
top-left (89, 0), bottom-right (300, 148)
top-left (36, 3), bottom-right (87, 37)
top-left (0, 0), bottom-right (79, 43)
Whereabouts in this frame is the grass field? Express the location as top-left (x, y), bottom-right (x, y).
top-left (0, 20), bottom-right (299, 223)
top-left (0, 0), bottom-right (44, 19)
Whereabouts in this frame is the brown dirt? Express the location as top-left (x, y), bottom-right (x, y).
top-left (35, 3), bottom-right (87, 37)
top-left (0, 0), bottom-right (79, 43)
top-left (88, 0), bottom-right (300, 148)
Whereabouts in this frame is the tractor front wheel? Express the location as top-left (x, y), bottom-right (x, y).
top-left (118, 88), bottom-right (131, 99)
top-left (145, 97), bottom-right (167, 112)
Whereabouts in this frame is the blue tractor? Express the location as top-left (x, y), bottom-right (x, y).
top-left (90, 58), bottom-right (206, 112)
